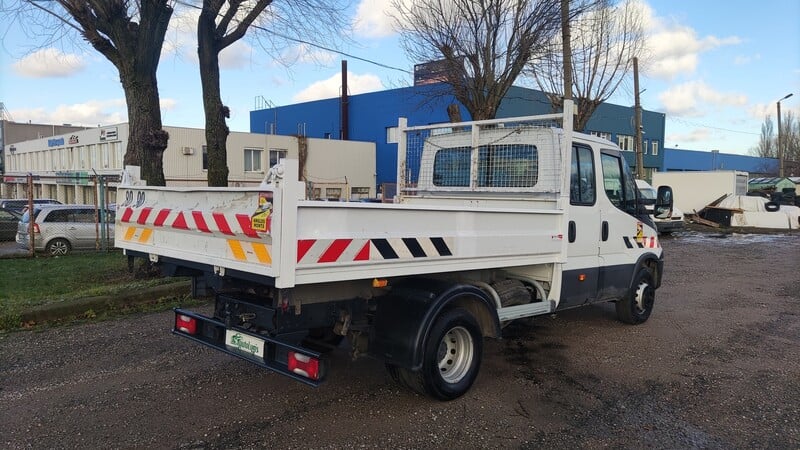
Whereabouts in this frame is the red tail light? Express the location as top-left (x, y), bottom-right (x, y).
top-left (288, 351), bottom-right (321, 380)
top-left (175, 314), bottom-right (197, 335)
top-left (32, 223), bottom-right (40, 234)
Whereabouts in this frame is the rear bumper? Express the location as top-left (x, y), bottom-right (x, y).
top-left (172, 308), bottom-right (325, 386)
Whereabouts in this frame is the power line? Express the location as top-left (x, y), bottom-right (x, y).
top-left (667, 116), bottom-right (760, 136)
top-left (172, 0), bottom-right (411, 74)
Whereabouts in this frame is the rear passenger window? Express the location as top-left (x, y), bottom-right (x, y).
top-left (73, 210), bottom-right (96, 223)
top-left (44, 210), bottom-right (70, 222)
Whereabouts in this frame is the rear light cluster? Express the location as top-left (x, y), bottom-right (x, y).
top-left (175, 314), bottom-right (197, 335)
top-left (32, 223), bottom-right (40, 234)
top-left (288, 351), bottom-right (321, 380)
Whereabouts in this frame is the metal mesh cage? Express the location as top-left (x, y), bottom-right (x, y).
top-left (398, 116), bottom-right (565, 199)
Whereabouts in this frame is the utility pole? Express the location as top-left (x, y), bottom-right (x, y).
top-left (560, 0), bottom-right (573, 126)
top-left (633, 57), bottom-right (644, 178)
top-left (776, 93), bottom-right (793, 177)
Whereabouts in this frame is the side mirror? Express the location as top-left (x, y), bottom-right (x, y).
top-left (654, 186), bottom-right (673, 219)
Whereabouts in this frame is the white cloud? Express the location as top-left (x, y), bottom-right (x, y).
top-left (160, 98), bottom-right (178, 111)
top-left (639, 3), bottom-right (742, 80)
top-left (12, 48), bottom-right (86, 78)
top-left (292, 72), bottom-right (384, 102)
top-left (734, 54), bottom-right (760, 65)
top-left (162, 8), bottom-right (200, 61)
top-left (668, 128), bottom-right (712, 146)
top-left (353, 0), bottom-right (398, 38)
top-left (281, 44), bottom-right (337, 66)
top-left (220, 41), bottom-right (254, 69)
top-left (11, 99), bottom-right (127, 127)
top-left (658, 81), bottom-right (747, 117)
top-left (163, 8), bottom-right (254, 70)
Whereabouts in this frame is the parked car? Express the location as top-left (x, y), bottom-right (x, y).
top-left (0, 207), bottom-right (23, 241)
top-left (0, 198), bottom-right (62, 213)
top-left (16, 204), bottom-right (115, 255)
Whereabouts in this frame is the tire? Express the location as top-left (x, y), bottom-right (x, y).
top-left (388, 307), bottom-right (483, 401)
top-left (615, 268), bottom-right (655, 325)
top-left (46, 238), bottom-right (71, 256)
top-left (764, 202), bottom-right (780, 212)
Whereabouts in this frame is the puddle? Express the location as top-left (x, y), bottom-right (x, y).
top-left (671, 231), bottom-right (798, 246)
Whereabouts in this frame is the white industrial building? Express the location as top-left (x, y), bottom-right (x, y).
top-left (1, 124), bottom-right (377, 203)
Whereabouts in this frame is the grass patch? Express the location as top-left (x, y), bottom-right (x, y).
top-left (0, 251), bottom-right (193, 330)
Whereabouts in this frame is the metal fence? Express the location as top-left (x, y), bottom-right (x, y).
top-left (1, 173), bottom-right (117, 256)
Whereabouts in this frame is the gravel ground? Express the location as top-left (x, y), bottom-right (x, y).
top-left (1, 230), bottom-right (799, 449)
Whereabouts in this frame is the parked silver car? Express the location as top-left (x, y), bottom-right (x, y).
top-left (16, 204), bottom-right (115, 255)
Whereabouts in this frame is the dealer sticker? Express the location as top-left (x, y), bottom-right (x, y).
top-left (225, 330), bottom-right (265, 359)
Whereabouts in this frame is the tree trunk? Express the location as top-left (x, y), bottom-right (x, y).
top-left (120, 68), bottom-right (168, 187)
top-left (198, 13), bottom-right (230, 187)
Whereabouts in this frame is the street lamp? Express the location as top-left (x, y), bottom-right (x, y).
top-left (777, 93), bottom-right (793, 178)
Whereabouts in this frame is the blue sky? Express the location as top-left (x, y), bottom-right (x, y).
top-left (1, 0), bottom-right (798, 156)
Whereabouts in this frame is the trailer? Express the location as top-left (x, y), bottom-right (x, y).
top-left (115, 101), bottom-right (673, 400)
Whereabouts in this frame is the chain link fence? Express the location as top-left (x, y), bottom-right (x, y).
top-left (1, 173), bottom-right (117, 256)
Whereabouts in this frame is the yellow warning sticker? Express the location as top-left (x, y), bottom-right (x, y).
top-left (251, 192), bottom-right (273, 233)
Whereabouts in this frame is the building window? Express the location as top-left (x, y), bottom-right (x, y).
top-left (245, 148), bottom-right (263, 172)
top-left (386, 126), bottom-right (399, 144)
top-left (269, 149), bottom-right (287, 168)
top-left (652, 140), bottom-right (659, 156)
top-left (244, 148), bottom-right (263, 172)
top-left (617, 134), bottom-right (634, 151)
top-left (643, 139), bottom-right (648, 155)
top-left (351, 186), bottom-right (371, 200)
top-left (202, 145), bottom-right (208, 171)
top-left (589, 131), bottom-right (611, 141)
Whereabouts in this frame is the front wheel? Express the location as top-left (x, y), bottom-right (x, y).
top-left (388, 307), bottom-right (483, 401)
top-left (615, 268), bottom-right (655, 324)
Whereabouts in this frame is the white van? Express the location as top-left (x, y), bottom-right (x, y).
top-left (636, 179), bottom-right (684, 234)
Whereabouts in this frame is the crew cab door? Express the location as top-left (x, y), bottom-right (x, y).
top-left (561, 144), bottom-right (601, 308)
top-left (597, 150), bottom-right (649, 300)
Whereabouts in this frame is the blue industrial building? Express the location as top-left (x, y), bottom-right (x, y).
top-left (250, 83), bottom-right (666, 190)
top-left (662, 148), bottom-right (778, 176)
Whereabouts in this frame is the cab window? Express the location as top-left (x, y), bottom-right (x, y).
top-left (570, 145), bottom-right (595, 205)
top-left (601, 152), bottom-right (637, 216)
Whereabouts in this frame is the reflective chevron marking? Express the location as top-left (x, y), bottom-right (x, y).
top-left (297, 237), bottom-right (453, 264)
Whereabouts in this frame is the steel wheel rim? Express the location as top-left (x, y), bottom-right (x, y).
top-left (436, 326), bottom-right (473, 384)
top-left (634, 281), bottom-right (653, 314)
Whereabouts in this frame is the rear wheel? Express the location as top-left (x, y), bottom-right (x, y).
top-left (46, 238), bottom-right (71, 256)
top-left (616, 268), bottom-right (655, 324)
top-left (388, 307), bottom-right (483, 401)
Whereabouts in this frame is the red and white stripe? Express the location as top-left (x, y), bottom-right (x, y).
top-left (120, 207), bottom-right (263, 238)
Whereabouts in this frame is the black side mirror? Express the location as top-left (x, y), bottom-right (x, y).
top-left (654, 186), bottom-right (673, 219)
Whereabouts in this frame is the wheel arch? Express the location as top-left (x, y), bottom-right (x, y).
top-left (632, 252), bottom-right (664, 289)
top-left (369, 278), bottom-right (500, 371)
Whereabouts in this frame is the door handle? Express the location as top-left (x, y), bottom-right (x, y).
top-left (602, 221), bottom-right (609, 241)
top-left (568, 221), bottom-right (576, 243)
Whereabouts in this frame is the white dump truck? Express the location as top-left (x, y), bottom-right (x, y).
top-left (115, 102), bottom-right (673, 400)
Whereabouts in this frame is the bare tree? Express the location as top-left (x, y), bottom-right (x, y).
top-left (189, 0), bottom-right (348, 186)
top-left (391, 0), bottom-right (569, 121)
top-left (781, 110), bottom-right (800, 176)
top-left (531, 0), bottom-right (645, 131)
top-left (753, 115), bottom-right (776, 158)
top-left (1, 0), bottom-right (173, 186)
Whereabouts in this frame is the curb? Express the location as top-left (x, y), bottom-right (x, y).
top-left (19, 280), bottom-right (194, 325)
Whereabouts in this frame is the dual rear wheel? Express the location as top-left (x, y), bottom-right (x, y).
top-left (388, 308), bottom-right (483, 401)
